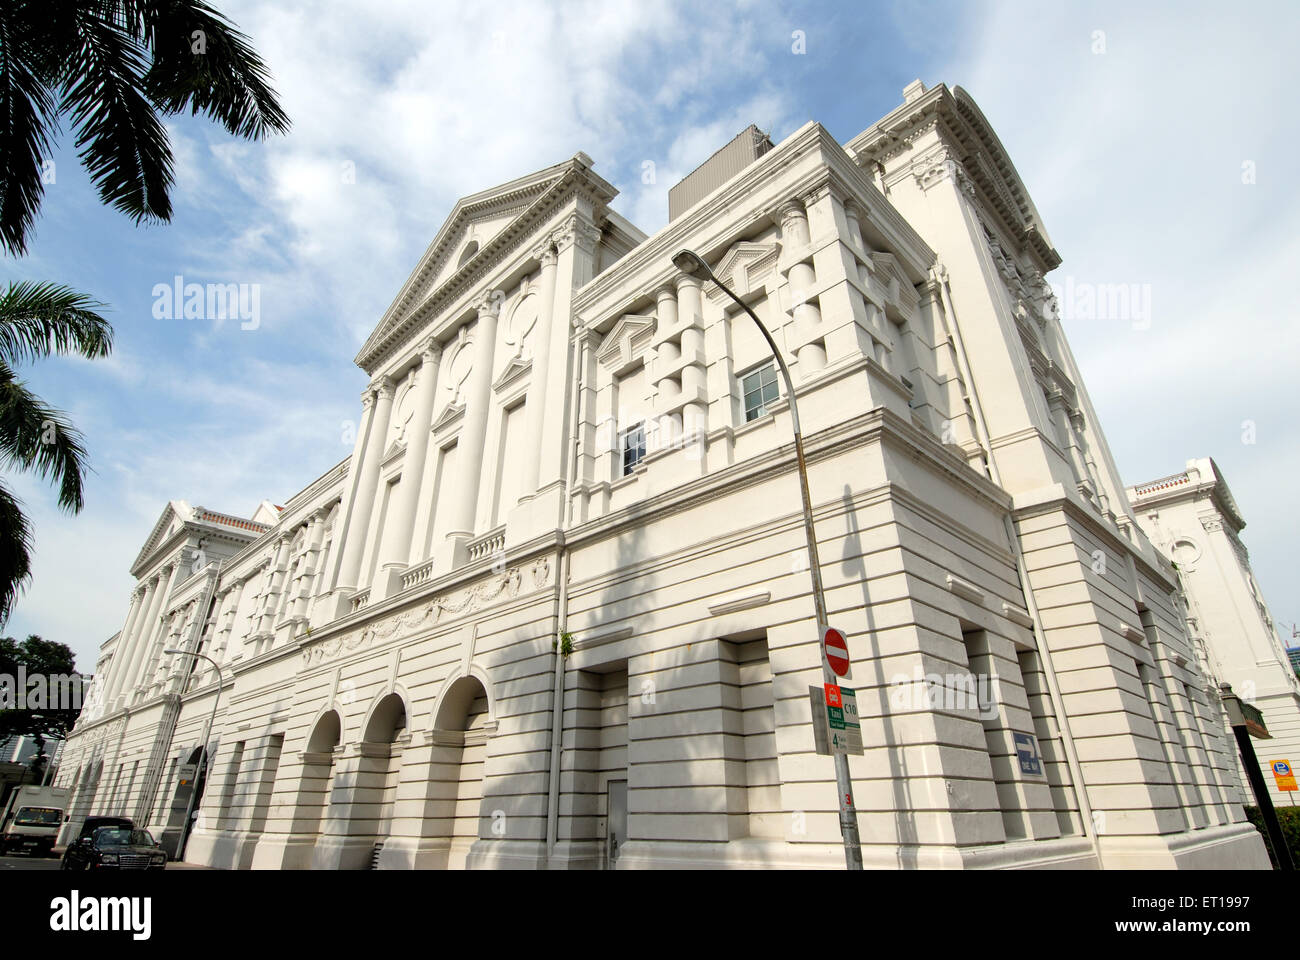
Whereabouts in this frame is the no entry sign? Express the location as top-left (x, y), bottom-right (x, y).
top-left (823, 625), bottom-right (850, 677)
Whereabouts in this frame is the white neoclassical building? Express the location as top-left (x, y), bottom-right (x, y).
top-left (57, 81), bottom-right (1270, 870)
top-left (1128, 458), bottom-right (1300, 807)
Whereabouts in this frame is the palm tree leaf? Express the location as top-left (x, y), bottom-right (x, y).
top-left (0, 478), bottom-right (33, 624)
top-left (0, 281), bottom-right (112, 365)
top-left (0, 1), bottom-right (62, 256)
top-left (130, 0), bottom-right (290, 140)
top-left (0, 361), bottom-right (89, 513)
top-left (59, 3), bottom-right (173, 224)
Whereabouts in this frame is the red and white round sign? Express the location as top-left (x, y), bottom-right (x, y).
top-left (823, 626), bottom-right (850, 677)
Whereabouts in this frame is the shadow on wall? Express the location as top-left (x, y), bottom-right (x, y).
top-left (840, 482), bottom-right (918, 867)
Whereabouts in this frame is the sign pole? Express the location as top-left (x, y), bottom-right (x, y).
top-left (673, 250), bottom-right (863, 870)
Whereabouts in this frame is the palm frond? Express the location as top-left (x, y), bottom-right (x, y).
top-left (136, 1), bottom-right (290, 140)
top-left (0, 2), bottom-right (62, 256)
top-left (60, 2), bottom-right (173, 224)
top-left (0, 362), bottom-right (90, 513)
top-left (0, 281), bottom-right (112, 365)
top-left (0, 478), bottom-right (33, 624)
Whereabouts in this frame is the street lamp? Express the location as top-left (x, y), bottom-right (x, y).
top-left (672, 248), bottom-right (863, 870)
top-left (163, 649), bottom-right (223, 862)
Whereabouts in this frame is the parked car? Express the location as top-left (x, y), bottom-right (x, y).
top-left (58, 816), bottom-right (135, 868)
top-left (60, 826), bottom-right (166, 871)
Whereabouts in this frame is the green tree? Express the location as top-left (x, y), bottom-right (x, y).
top-left (0, 634), bottom-right (81, 759)
top-left (0, 1), bottom-right (289, 619)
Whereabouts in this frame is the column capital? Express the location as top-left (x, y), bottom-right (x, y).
top-left (673, 273), bottom-right (701, 293)
top-left (531, 239), bottom-right (558, 267)
top-left (776, 197), bottom-right (808, 226)
top-left (552, 214), bottom-right (601, 255)
top-left (654, 284), bottom-right (678, 304)
top-left (371, 375), bottom-right (396, 400)
top-left (420, 337), bottom-right (443, 365)
top-left (472, 289), bottom-right (504, 319)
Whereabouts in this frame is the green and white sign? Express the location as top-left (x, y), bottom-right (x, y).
top-left (809, 683), bottom-right (864, 756)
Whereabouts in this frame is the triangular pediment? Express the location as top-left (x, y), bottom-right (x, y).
top-left (493, 354), bottom-right (532, 393)
top-left (704, 242), bottom-right (779, 301)
top-left (596, 314), bottom-right (656, 373)
top-left (432, 402), bottom-right (466, 434)
top-left (130, 500), bottom-right (194, 575)
top-left (359, 153), bottom-right (614, 369)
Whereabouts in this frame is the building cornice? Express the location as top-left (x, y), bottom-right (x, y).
top-left (356, 154), bottom-right (619, 372)
top-left (572, 122), bottom-right (935, 330)
top-left (846, 83), bottom-right (1061, 273)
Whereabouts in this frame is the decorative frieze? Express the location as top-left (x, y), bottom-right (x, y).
top-left (300, 557), bottom-right (552, 667)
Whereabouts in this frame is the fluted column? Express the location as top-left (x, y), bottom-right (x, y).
top-left (779, 199), bottom-right (826, 375)
top-left (105, 587), bottom-right (145, 706)
top-left (258, 535), bottom-right (293, 638)
top-left (294, 508), bottom-right (329, 618)
top-left (334, 376), bottom-right (397, 592)
top-left (114, 577), bottom-right (157, 708)
top-left (324, 386), bottom-right (378, 596)
top-left (440, 292), bottom-right (500, 567)
top-left (224, 578), bottom-right (250, 662)
top-left (519, 243), bottom-right (558, 499)
top-left (126, 563), bottom-right (177, 704)
top-left (378, 339), bottom-right (443, 588)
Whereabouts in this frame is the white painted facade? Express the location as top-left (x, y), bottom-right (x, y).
top-left (57, 82), bottom-right (1269, 869)
top-left (1128, 458), bottom-right (1300, 807)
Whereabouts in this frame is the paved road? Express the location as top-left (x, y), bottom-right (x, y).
top-left (1, 853), bottom-right (211, 870)
top-left (0, 853), bottom-right (61, 870)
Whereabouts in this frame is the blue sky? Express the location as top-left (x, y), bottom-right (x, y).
top-left (5, 0), bottom-right (1298, 671)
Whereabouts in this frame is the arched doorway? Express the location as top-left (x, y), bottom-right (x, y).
top-left (432, 675), bottom-right (491, 869)
top-left (357, 693), bottom-right (407, 867)
top-left (63, 759), bottom-right (102, 845)
top-left (299, 710), bottom-right (341, 856)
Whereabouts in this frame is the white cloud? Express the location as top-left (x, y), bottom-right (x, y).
top-left (939, 0), bottom-right (1300, 636)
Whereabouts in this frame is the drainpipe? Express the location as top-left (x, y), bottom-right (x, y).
top-left (933, 264), bottom-right (1099, 849)
top-left (545, 332), bottom-right (583, 864)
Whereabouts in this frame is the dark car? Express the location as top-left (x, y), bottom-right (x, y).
top-left (58, 816), bottom-right (134, 868)
top-left (60, 826), bottom-right (166, 871)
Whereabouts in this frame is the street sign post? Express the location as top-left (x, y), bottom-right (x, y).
top-left (823, 626), bottom-right (850, 678)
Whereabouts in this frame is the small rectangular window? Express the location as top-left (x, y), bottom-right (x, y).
top-left (741, 363), bottom-right (780, 422)
top-left (621, 422), bottom-right (646, 475)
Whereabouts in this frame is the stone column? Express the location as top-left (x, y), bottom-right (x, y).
top-left (325, 388), bottom-right (377, 594)
top-left (652, 284), bottom-right (681, 449)
top-left (113, 576), bottom-right (157, 708)
top-left (779, 199), bottom-right (826, 375)
top-left (376, 339), bottom-right (443, 598)
top-left (333, 376), bottom-right (397, 595)
top-left (843, 198), bottom-right (866, 254)
top-left (128, 563), bottom-right (178, 705)
top-left (439, 292), bottom-right (501, 568)
top-left (225, 578), bottom-right (251, 663)
top-left (258, 535), bottom-right (293, 640)
top-left (518, 242), bottom-right (559, 500)
top-left (105, 587), bottom-right (145, 707)
top-left (294, 508), bottom-right (329, 619)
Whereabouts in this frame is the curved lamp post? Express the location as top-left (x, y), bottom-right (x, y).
top-left (671, 249), bottom-right (863, 870)
top-left (163, 649), bottom-right (222, 861)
